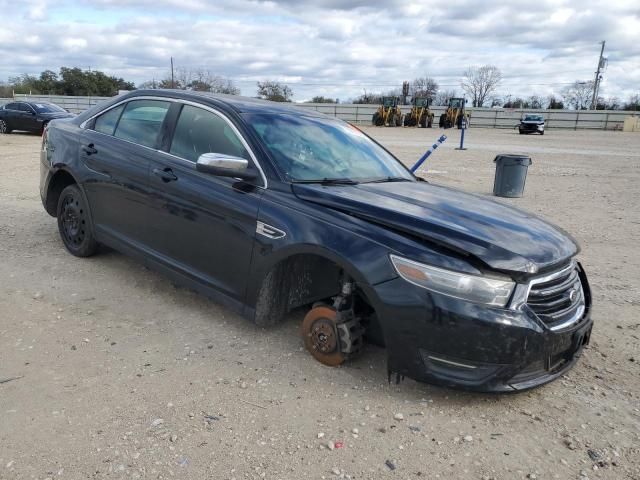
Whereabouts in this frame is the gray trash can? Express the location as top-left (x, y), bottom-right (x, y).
top-left (493, 154), bottom-right (532, 198)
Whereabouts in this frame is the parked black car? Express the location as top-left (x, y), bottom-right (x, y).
top-left (519, 114), bottom-right (545, 135)
top-left (40, 90), bottom-right (592, 392)
top-left (0, 101), bottom-right (74, 134)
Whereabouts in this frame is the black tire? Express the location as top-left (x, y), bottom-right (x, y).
top-left (439, 114), bottom-right (446, 128)
top-left (0, 119), bottom-right (11, 134)
top-left (419, 114), bottom-right (427, 128)
top-left (519, 129), bottom-right (524, 134)
top-left (395, 113), bottom-right (402, 127)
top-left (403, 115), bottom-right (411, 127)
top-left (56, 184), bottom-right (98, 257)
top-left (427, 116), bottom-right (433, 128)
top-left (540, 131), bottom-right (544, 135)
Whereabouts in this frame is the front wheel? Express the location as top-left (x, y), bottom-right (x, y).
top-left (302, 305), bottom-right (346, 366)
top-left (0, 119), bottom-right (11, 134)
top-left (57, 184), bottom-right (98, 257)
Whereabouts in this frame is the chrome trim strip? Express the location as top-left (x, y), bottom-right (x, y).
top-left (79, 95), bottom-right (175, 129)
top-left (427, 355), bottom-right (477, 370)
top-left (79, 95), bottom-right (268, 189)
top-left (256, 221), bottom-right (286, 239)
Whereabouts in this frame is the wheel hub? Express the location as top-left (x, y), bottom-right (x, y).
top-left (309, 318), bottom-right (338, 354)
top-left (60, 195), bottom-right (85, 245)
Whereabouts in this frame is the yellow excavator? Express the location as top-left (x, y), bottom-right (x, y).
top-left (403, 97), bottom-right (434, 128)
top-left (372, 97), bottom-right (402, 127)
top-left (438, 97), bottom-right (470, 129)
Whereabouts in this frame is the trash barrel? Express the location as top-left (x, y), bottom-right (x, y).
top-left (493, 154), bottom-right (532, 198)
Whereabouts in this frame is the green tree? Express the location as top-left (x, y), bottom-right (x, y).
top-left (307, 96), bottom-right (338, 103)
top-left (256, 80), bottom-right (293, 102)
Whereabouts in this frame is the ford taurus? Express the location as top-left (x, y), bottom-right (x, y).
top-left (39, 90), bottom-right (593, 391)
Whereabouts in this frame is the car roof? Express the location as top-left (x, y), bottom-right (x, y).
top-left (131, 89), bottom-right (327, 117)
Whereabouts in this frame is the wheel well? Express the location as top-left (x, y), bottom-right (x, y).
top-left (254, 253), bottom-right (379, 336)
top-left (45, 170), bottom-right (76, 216)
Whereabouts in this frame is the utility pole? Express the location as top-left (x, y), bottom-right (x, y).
top-left (170, 57), bottom-right (175, 89)
top-left (590, 41), bottom-right (606, 110)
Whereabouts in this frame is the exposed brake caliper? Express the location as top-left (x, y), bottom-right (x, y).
top-left (332, 281), bottom-right (366, 358)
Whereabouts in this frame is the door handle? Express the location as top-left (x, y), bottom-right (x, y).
top-left (152, 167), bottom-right (178, 182)
top-left (82, 144), bottom-right (98, 155)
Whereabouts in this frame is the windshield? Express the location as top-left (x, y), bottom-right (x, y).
top-left (524, 115), bottom-right (543, 122)
top-left (33, 103), bottom-right (66, 113)
top-left (246, 113), bottom-right (413, 182)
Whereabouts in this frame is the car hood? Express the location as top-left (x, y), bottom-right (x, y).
top-left (292, 181), bottom-right (578, 274)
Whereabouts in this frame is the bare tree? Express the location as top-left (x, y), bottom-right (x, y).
top-left (434, 89), bottom-right (458, 106)
top-left (256, 80), bottom-right (293, 102)
top-left (527, 95), bottom-right (543, 109)
top-left (461, 65), bottom-right (502, 107)
top-left (561, 81), bottom-right (594, 110)
top-left (157, 67), bottom-right (240, 94)
top-left (411, 77), bottom-right (438, 99)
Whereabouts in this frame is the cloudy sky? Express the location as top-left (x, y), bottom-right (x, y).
top-left (1, 0), bottom-right (638, 102)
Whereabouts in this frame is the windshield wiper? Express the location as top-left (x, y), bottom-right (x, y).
top-left (365, 176), bottom-right (413, 183)
top-left (292, 178), bottom-right (359, 185)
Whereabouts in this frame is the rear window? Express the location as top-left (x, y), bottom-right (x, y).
top-left (94, 104), bottom-right (125, 136)
top-left (114, 100), bottom-right (170, 148)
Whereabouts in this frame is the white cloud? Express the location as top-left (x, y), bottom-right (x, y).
top-left (0, 0), bottom-right (638, 102)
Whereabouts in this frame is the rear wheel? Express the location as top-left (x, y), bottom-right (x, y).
top-left (0, 119), bottom-right (11, 134)
top-left (540, 130), bottom-right (544, 135)
top-left (395, 113), bottom-right (402, 127)
top-left (427, 115), bottom-right (433, 128)
top-left (419, 114), bottom-right (427, 128)
top-left (439, 114), bottom-right (446, 128)
top-left (56, 184), bottom-right (98, 257)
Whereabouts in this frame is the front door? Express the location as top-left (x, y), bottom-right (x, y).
top-left (147, 103), bottom-right (263, 303)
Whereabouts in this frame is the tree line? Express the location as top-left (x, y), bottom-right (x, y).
top-left (2, 65), bottom-right (638, 111)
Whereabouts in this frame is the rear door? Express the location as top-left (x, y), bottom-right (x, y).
top-left (146, 102), bottom-right (264, 302)
top-left (80, 99), bottom-right (172, 248)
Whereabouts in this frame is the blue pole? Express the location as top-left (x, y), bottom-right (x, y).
top-left (410, 134), bottom-right (447, 173)
top-left (458, 125), bottom-right (466, 149)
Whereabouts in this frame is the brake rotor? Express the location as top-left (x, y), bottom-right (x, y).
top-left (301, 305), bottom-right (345, 366)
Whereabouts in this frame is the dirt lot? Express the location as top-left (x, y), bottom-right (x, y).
top-left (1, 127), bottom-right (639, 480)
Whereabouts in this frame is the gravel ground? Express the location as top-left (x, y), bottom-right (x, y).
top-left (1, 127), bottom-right (639, 480)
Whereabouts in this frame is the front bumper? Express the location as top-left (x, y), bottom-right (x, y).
top-left (520, 123), bottom-right (544, 133)
top-left (372, 275), bottom-right (592, 392)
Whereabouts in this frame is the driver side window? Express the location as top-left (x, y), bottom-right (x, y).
top-left (170, 105), bottom-right (250, 162)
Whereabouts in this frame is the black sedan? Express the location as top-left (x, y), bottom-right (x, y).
top-left (0, 101), bottom-right (74, 134)
top-left (39, 90), bottom-right (592, 392)
top-left (519, 114), bottom-right (545, 135)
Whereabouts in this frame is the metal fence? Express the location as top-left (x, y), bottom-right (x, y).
top-left (0, 94), bottom-right (631, 130)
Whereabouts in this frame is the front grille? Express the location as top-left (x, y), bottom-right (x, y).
top-left (526, 263), bottom-right (585, 330)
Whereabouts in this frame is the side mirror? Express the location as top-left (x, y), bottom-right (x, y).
top-left (196, 152), bottom-right (258, 181)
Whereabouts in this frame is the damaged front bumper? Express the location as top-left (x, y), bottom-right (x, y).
top-left (371, 275), bottom-right (593, 392)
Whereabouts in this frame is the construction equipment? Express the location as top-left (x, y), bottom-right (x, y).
top-left (372, 97), bottom-right (402, 127)
top-left (438, 97), bottom-right (470, 129)
top-left (403, 97), bottom-right (434, 128)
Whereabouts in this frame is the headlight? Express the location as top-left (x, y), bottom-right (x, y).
top-left (390, 255), bottom-right (515, 307)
